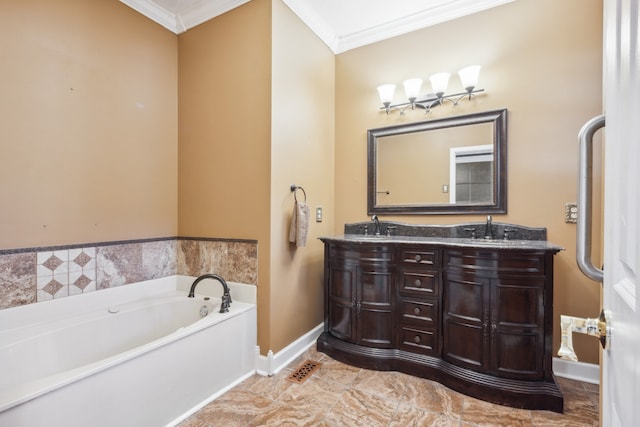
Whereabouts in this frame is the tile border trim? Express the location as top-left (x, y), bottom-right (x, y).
top-left (0, 236), bottom-right (258, 256)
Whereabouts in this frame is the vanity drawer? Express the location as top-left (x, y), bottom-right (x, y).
top-left (328, 244), bottom-right (393, 264)
top-left (399, 269), bottom-right (439, 296)
top-left (400, 248), bottom-right (439, 266)
top-left (399, 326), bottom-right (438, 356)
top-left (399, 299), bottom-right (437, 326)
top-left (444, 249), bottom-right (546, 275)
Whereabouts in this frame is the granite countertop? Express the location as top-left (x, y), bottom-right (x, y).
top-left (321, 234), bottom-right (564, 252)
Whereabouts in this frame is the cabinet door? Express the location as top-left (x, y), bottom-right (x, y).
top-left (444, 271), bottom-right (547, 379)
top-left (327, 265), bottom-right (356, 342)
top-left (357, 266), bottom-right (394, 348)
top-left (442, 271), bottom-right (490, 371)
top-left (490, 277), bottom-right (545, 379)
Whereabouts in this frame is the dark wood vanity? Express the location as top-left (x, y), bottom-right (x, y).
top-left (317, 222), bottom-right (564, 412)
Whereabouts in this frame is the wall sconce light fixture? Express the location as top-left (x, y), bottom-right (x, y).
top-left (377, 65), bottom-right (484, 114)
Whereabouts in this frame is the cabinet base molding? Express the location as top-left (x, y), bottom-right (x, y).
top-left (317, 332), bottom-right (564, 413)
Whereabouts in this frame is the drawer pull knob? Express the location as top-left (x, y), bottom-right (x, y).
top-left (414, 307), bottom-right (421, 315)
top-left (414, 279), bottom-right (422, 287)
top-left (414, 255), bottom-right (422, 262)
top-left (414, 335), bottom-right (421, 343)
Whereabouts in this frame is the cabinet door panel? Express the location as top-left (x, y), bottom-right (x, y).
top-left (358, 309), bottom-right (394, 347)
top-left (329, 302), bottom-right (355, 342)
top-left (357, 266), bottom-right (394, 348)
top-left (443, 321), bottom-right (484, 368)
top-left (329, 267), bottom-right (355, 301)
top-left (494, 280), bottom-right (544, 328)
top-left (492, 278), bottom-right (545, 379)
top-left (445, 275), bottom-right (485, 322)
top-left (493, 331), bottom-right (543, 379)
top-left (443, 273), bottom-right (489, 371)
top-left (327, 267), bottom-right (356, 342)
top-left (360, 270), bottom-right (392, 307)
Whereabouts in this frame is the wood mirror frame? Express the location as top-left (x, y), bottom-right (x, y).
top-left (367, 109), bottom-right (507, 215)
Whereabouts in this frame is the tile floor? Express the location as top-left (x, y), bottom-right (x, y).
top-left (179, 347), bottom-right (599, 427)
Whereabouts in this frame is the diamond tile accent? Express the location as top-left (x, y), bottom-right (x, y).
top-left (43, 255), bottom-right (64, 271)
top-left (43, 279), bottom-right (64, 296)
top-left (73, 274), bottom-right (92, 290)
top-left (73, 252), bottom-right (92, 267)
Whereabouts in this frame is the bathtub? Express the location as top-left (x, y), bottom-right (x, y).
top-left (0, 275), bottom-right (257, 427)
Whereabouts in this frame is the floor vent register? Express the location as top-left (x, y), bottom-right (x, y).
top-left (286, 360), bottom-right (323, 384)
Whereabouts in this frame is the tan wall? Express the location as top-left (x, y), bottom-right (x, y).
top-left (178, 0), bottom-right (273, 352)
top-left (0, 0), bottom-right (178, 249)
top-left (1, 0), bottom-right (603, 365)
top-left (335, 0), bottom-right (603, 364)
top-left (270, 0), bottom-right (335, 352)
top-left (178, 0), bottom-right (335, 354)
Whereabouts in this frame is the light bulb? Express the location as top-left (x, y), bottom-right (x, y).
top-left (377, 84), bottom-right (396, 104)
top-left (402, 78), bottom-right (423, 103)
top-left (429, 72), bottom-right (450, 97)
top-left (458, 65), bottom-right (481, 92)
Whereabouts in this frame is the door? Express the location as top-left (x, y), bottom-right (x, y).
top-left (602, 0), bottom-right (640, 425)
top-left (356, 266), bottom-right (394, 348)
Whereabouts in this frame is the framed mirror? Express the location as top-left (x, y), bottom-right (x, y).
top-left (368, 109), bottom-right (507, 215)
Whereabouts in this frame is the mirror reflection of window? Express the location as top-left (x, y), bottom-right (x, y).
top-left (449, 145), bottom-right (494, 204)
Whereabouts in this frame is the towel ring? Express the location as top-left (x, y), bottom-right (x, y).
top-left (290, 184), bottom-right (307, 202)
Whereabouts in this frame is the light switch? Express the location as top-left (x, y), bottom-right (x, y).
top-left (565, 203), bottom-right (578, 223)
top-left (315, 206), bottom-right (323, 222)
top-left (442, 184), bottom-right (449, 193)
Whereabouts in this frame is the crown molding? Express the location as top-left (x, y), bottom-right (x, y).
top-left (120, 0), bottom-right (250, 34)
top-left (281, 0), bottom-right (340, 52)
top-left (283, 0), bottom-right (515, 54)
top-left (178, 0), bottom-right (251, 31)
top-left (122, 0), bottom-right (515, 48)
top-left (120, 0), bottom-right (180, 32)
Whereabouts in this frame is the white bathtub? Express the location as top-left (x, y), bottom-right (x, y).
top-left (0, 275), bottom-right (257, 427)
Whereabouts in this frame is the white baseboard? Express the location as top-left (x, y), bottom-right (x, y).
top-left (256, 323), bottom-right (324, 376)
top-left (256, 328), bottom-right (600, 385)
top-left (553, 357), bottom-right (600, 384)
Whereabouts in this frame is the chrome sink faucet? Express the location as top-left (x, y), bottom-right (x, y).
top-left (371, 215), bottom-right (381, 236)
top-left (484, 215), bottom-right (494, 240)
top-left (188, 273), bottom-right (232, 313)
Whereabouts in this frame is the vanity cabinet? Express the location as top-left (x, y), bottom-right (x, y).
top-left (325, 243), bottom-right (395, 348)
top-left (318, 237), bottom-right (563, 413)
top-left (443, 249), bottom-right (549, 380)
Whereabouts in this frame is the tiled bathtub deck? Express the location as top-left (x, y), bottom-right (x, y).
top-left (179, 347), bottom-right (599, 427)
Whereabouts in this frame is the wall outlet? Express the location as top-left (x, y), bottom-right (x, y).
top-left (565, 203), bottom-right (578, 223)
top-left (442, 184), bottom-right (449, 193)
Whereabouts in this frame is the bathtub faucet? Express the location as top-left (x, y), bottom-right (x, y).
top-left (188, 274), bottom-right (232, 313)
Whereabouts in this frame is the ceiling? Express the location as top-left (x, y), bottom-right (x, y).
top-left (119, 0), bottom-right (515, 54)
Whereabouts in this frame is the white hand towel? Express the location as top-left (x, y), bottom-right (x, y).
top-left (289, 201), bottom-right (310, 247)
